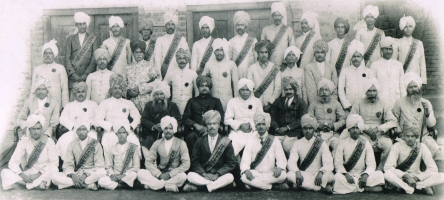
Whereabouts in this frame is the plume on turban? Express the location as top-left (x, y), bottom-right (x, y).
top-left (42, 39), bottom-right (59, 57)
top-left (301, 114), bottom-right (318, 130)
top-left (202, 110), bottom-right (221, 125)
top-left (301, 11), bottom-right (320, 33)
top-left (199, 16), bottom-right (215, 33)
top-left (271, 2), bottom-right (287, 25)
top-left (234, 11), bottom-right (250, 26)
top-left (160, 116), bottom-right (178, 133)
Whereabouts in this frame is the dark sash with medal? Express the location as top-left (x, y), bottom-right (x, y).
top-left (196, 38), bottom-right (215, 76)
top-left (120, 143), bottom-right (137, 174)
top-left (250, 135), bottom-right (275, 169)
top-left (363, 29), bottom-right (383, 65)
top-left (343, 138), bottom-right (366, 172)
top-left (269, 26), bottom-right (288, 56)
top-left (335, 40), bottom-right (351, 75)
top-left (161, 35), bottom-right (182, 79)
top-left (107, 38), bottom-right (126, 71)
top-left (254, 65), bottom-right (280, 98)
top-left (72, 34), bottom-right (97, 67)
top-left (145, 40), bottom-right (156, 62)
top-left (403, 39), bottom-right (419, 73)
top-left (297, 31), bottom-right (315, 67)
top-left (159, 139), bottom-right (180, 173)
top-left (298, 137), bottom-right (323, 171)
top-left (74, 139), bottom-right (98, 172)
top-left (396, 142), bottom-right (420, 171)
top-left (202, 137), bottom-right (231, 172)
top-left (235, 36), bottom-right (254, 66)
top-left (23, 136), bottom-right (48, 171)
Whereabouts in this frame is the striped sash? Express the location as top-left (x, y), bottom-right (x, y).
top-left (74, 139), bottom-right (97, 172)
top-left (159, 139), bottom-right (180, 173)
top-left (335, 40), bottom-right (351, 75)
top-left (363, 29), bottom-right (383, 64)
top-left (196, 38), bottom-right (215, 76)
top-left (396, 142), bottom-right (420, 171)
top-left (297, 31), bottom-right (315, 67)
top-left (161, 35), bottom-right (181, 79)
top-left (145, 40), bottom-right (156, 62)
top-left (254, 65), bottom-right (280, 98)
top-left (250, 135), bottom-right (275, 169)
top-left (235, 37), bottom-right (254, 66)
top-left (202, 137), bottom-right (231, 172)
top-left (72, 34), bottom-right (96, 67)
top-left (298, 137), bottom-right (323, 171)
top-left (120, 143), bottom-right (137, 174)
top-left (23, 136), bottom-right (48, 171)
top-left (269, 26), bottom-right (288, 56)
top-left (403, 39), bottom-right (419, 73)
top-left (343, 138), bottom-right (366, 172)
top-left (107, 38), bottom-right (126, 71)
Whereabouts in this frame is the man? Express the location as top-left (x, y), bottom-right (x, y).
top-left (57, 82), bottom-right (98, 161)
top-left (280, 46), bottom-right (306, 103)
top-left (327, 17), bottom-right (352, 75)
top-left (296, 11), bottom-right (322, 70)
top-left (184, 110), bottom-right (237, 192)
top-left (191, 16), bottom-right (215, 75)
top-left (370, 37), bottom-right (405, 108)
top-left (165, 48), bottom-right (198, 115)
top-left (32, 39), bottom-right (69, 108)
top-left (139, 19), bottom-right (156, 65)
top-left (392, 72), bottom-right (441, 159)
top-left (229, 11), bottom-right (258, 79)
top-left (225, 78), bottom-right (264, 156)
top-left (203, 38), bottom-right (239, 110)
top-left (1, 115), bottom-right (58, 190)
top-left (354, 5), bottom-right (385, 65)
top-left (241, 112), bottom-right (288, 190)
top-left (287, 114), bottom-right (334, 194)
top-left (338, 40), bottom-right (373, 111)
top-left (86, 48), bottom-right (115, 104)
top-left (65, 12), bottom-right (98, 101)
top-left (270, 76), bottom-right (307, 155)
top-left (98, 121), bottom-right (140, 190)
top-left (141, 81), bottom-right (181, 149)
top-left (138, 116), bottom-right (190, 192)
top-left (52, 120), bottom-right (105, 190)
top-left (100, 16), bottom-right (132, 75)
top-left (308, 79), bottom-right (346, 155)
top-left (154, 11), bottom-right (189, 80)
top-left (183, 76), bottom-right (225, 154)
top-left (384, 127), bottom-right (444, 195)
top-left (334, 114), bottom-right (385, 194)
top-left (305, 40), bottom-right (338, 105)
top-left (261, 2), bottom-right (295, 66)
top-left (397, 16), bottom-right (427, 84)
top-left (247, 40), bottom-right (282, 112)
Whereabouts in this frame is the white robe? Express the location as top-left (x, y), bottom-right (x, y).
top-left (338, 64), bottom-right (374, 109)
top-left (327, 37), bottom-right (352, 72)
top-left (191, 37), bottom-right (215, 72)
top-left (355, 27), bottom-right (385, 63)
top-left (100, 37), bottom-right (131, 75)
top-left (153, 33), bottom-right (189, 80)
top-left (396, 36), bottom-right (427, 84)
top-left (165, 66), bottom-right (198, 115)
top-left (261, 24), bottom-right (295, 66)
top-left (370, 58), bottom-right (406, 108)
top-left (229, 33), bottom-right (258, 78)
top-left (86, 68), bottom-right (114, 105)
top-left (247, 62), bottom-right (282, 106)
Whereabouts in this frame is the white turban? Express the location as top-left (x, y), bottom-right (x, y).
top-left (348, 39), bottom-right (365, 55)
top-left (32, 77), bottom-right (51, 94)
top-left (317, 78), bottom-right (335, 92)
top-left (109, 16), bottom-right (124, 28)
top-left (404, 72), bottom-right (422, 89)
top-left (380, 37), bottom-right (397, 48)
top-left (74, 12), bottom-right (91, 27)
top-left (346, 114), bottom-right (365, 129)
top-left (363, 78), bottom-right (380, 92)
top-left (160, 116), bottom-right (178, 133)
top-left (163, 11), bottom-right (178, 25)
top-left (151, 81), bottom-right (171, 99)
top-left (234, 11), bottom-right (250, 26)
top-left (399, 15), bottom-right (416, 30)
top-left (25, 114), bottom-right (46, 128)
top-left (254, 112), bottom-right (271, 128)
top-left (42, 39), bottom-right (58, 57)
top-left (301, 11), bottom-right (320, 33)
top-left (271, 2), bottom-right (287, 26)
top-left (301, 114), bottom-right (318, 130)
top-left (284, 46), bottom-right (301, 61)
top-left (202, 110), bottom-right (222, 124)
top-left (94, 48), bottom-right (111, 61)
top-left (199, 16), bottom-right (215, 33)
top-left (212, 38), bottom-right (229, 60)
top-left (238, 78), bottom-right (254, 93)
top-left (139, 20), bottom-right (154, 31)
top-left (112, 120), bottom-right (131, 133)
top-left (73, 120), bottom-right (91, 132)
top-left (363, 5), bottom-right (379, 18)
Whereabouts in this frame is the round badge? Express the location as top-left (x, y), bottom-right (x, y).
top-left (185, 82), bottom-right (189, 87)
top-left (248, 105), bottom-right (253, 110)
top-left (52, 68), bottom-right (56, 72)
top-left (362, 73), bottom-right (366, 77)
top-left (327, 108), bottom-right (332, 113)
top-left (222, 72), bottom-right (228, 78)
top-left (376, 111), bottom-right (381, 118)
top-left (417, 108), bottom-right (422, 112)
top-left (122, 108), bottom-right (127, 113)
top-left (83, 108), bottom-right (87, 112)
top-left (44, 103), bottom-right (50, 107)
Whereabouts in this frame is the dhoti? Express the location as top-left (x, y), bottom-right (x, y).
top-left (333, 171), bottom-right (384, 194)
top-left (187, 172), bottom-right (234, 192)
top-left (98, 171), bottom-right (138, 190)
top-left (1, 166), bottom-right (58, 190)
top-left (287, 171), bottom-right (334, 191)
top-left (241, 170), bottom-right (287, 190)
top-left (137, 169), bottom-right (186, 190)
top-left (51, 168), bottom-right (106, 189)
top-left (228, 130), bottom-right (253, 156)
top-left (384, 171), bottom-right (444, 194)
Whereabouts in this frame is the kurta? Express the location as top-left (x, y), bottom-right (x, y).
top-left (86, 68), bottom-right (114, 105)
top-left (338, 64), bottom-right (374, 109)
top-left (165, 66), bottom-right (198, 115)
top-left (105, 142), bottom-right (140, 175)
top-left (295, 31), bottom-right (323, 69)
top-left (63, 137), bottom-right (105, 175)
top-left (191, 37), bottom-right (215, 72)
top-left (16, 97), bottom-right (60, 137)
top-left (229, 33), bottom-right (258, 78)
top-left (100, 37), bottom-right (131, 75)
top-left (153, 33), bottom-right (189, 80)
top-left (370, 58), bottom-right (406, 108)
top-left (350, 98), bottom-right (397, 133)
top-left (327, 37), bottom-right (352, 75)
top-left (396, 36), bottom-right (427, 83)
top-left (261, 24), bottom-right (295, 66)
top-left (32, 62), bottom-right (69, 108)
top-left (281, 65), bottom-right (306, 103)
top-left (355, 27), bottom-right (385, 63)
top-left (305, 62), bottom-right (338, 105)
top-left (308, 99), bottom-right (346, 132)
top-left (145, 137), bottom-right (190, 177)
top-left (247, 62), bottom-right (282, 106)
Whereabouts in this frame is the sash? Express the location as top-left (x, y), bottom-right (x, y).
top-left (250, 135), bottom-right (275, 169)
top-left (74, 139), bottom-right (98, 172)
top-left (363, 29), bottom-right (383, 64)
top-left (234, 36), bottom-right (254, 66)
top-left (269, 26), bottom-right (288, 56)
top-left (298, 137), bottom-right (323, 171)
top-left (120, 143), bottom-right (137, 175)
top-left (297, 31), bottom-right (315, 67)
top-left (196, 38), bottom-right (215, 76)
top-left (202, 137), bottom-right (231, 172)
top-left (161, 35), bottom-right (181, 79)
top-left (343, 138), bottom-right (366, 172)
top-left (72, 34), bottom-right (97, 67)
top-left (23, 136), bottom-right (48, 171)
top-left (159, 139), bottom-right (180, 173)
top-left (396, 142), bottom-right (420, 171)
top-left (403, 39), bottom-right (419, 73)
top-left (107, 38), bottom-right (126, 71)
top-left (145, 40), bottom-right (156, 62)
top-left (254, 65), bottom-right (280, 98)
top-left (335, 40), bottom-right (351, 75)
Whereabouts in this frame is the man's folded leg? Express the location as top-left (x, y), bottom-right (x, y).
top-left (137, 169), bottom-right (165, 190)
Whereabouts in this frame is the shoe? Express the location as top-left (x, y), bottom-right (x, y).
top-left (364, 186), bottom-right (383, 192)
top-left (245, 184), bottom-right (251, 190)
top-left (165, 184), bottom-right (179, 192)
top-left (183, 183), bottom-right (198, 192)
top-left (422, 187), bottom-right (434, 196)
top-left (87, 183), bottom-right (98, 191)
top-left (272, 182), bottom-right (289, 190)
top-left (143, 184), bottom-right (150, 190)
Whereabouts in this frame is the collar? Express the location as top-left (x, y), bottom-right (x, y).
top-left (209, 134), bottom-right (218, 141)
top-left (302, 30), bottom-right (311, 37)
top-left (78, 33), bottom-right (86, 36)
top-left (367, 27), bottom-right (375, 32)
top-left (201, 36), bottom-right (212, 42)
top-left (257, 132), bottom-right (268, 140)
top-left (259, 61), bottom-right (269, 67)
top-left (402, 36), bottom-right (413, 42)
top-left (198, 94), bottom-right (211, 99)
top-left (273, 23), bottom-right (283, 28)
top-left (165, 137), bottom-right (174, 142)
top-left (316, 61), bottom-right (325, 67)
top-left (98, 68), bottom-right (109, 72)
top-left (238, 33), bottom-right (248, 39)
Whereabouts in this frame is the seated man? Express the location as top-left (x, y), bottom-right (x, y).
top-left (308, 78), bottom-right (345, 155)
top-left (241, 112), bottom-right (288, 190)
top-left (287, 114), bottom-right (334, 194)
top-left (52, 120), bottom-right (105, 190)
top-left (183, 76), bottom-right (224, 155)
top-left (2, 115), bottom-right (58, 190)
top-left (184, 110), bottom-right (237, 192)
top-left (384, 127), bottom-right (444, 195)
top-left (333, 114), bottom-right (385, 194)
top-left (138, 116), bottom-right (190, 192)
top-left (270, 76), bottom-right (308, 155)
top-left (98, 121), bottom-right (140, 190)
top-left (225, 78), bottom-right (264, 156)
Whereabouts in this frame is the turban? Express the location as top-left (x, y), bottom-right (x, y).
top-left (196, 75), bottom-right (213, 89)
top-left (109, 16), bottom-right (124, 28)
top-left (301, 11), bottom-right (320, 33)
top-left (402, 125), bottom-right (421, 137)
top-left (234, 11), bottom-right (250, 26)
top-left (94, 48), bottom-right (110, 61)
top-left (108, 74), bottom-right (127, 98)
top-left (139, 20), bottom-right (154, 31)
top-left (379, 37), bottom-right (397, 48)
top-left (253, 112), bottom-right (271, 128)
top-left (404, 72), bottom-right (422, 89)
top-left (282, 76), bottom-right (299, 91)
top-left (112, 120), bottom-right (131, 133)
top-left (346, 114), bottom-right (365, 130)
top-left (73, 120), bottom-right (91, 132)
top-left (160, 116), bottom-right (178, 133)
top-left (74, 12), bottom-right (91, 27)
top-left (313, 39), bottom-right (329, 53)
top-left (202, 110), bottom-right (221, 124)
top-left (271, 2), bottom-right (287, 26)
top-left (317, 78), bottom-right (335, 92)
top-left (130, 41), bottom-right (147, 53)
top-left (334, 17), bottom-right (350, 34)
top-left (399, 15), bottom-right (416, 30)
top-left (199, 16), bottom-right (215, 33)
top-left (254, 40), bottom-right (272, 53)
top-left (363, 5), bottom-right (379, 18)
top-left (176, 48), bottom-right (192, 62)
top-left (363, 77), bottom-right (380, 92)
top-left (212, 38), bottom-right (230, 60)
top-left (151, 81), bottom-right (171, 99)
top-left (42, 39), bottom-right (58, 57)
top-left (238, 78), bottom-right (254, 92)
top-left (301, 114), bottom-right (318, 130)
top-left (163, 11), bottom-right (178, 25)
top-left (32, 77), bottom-right (51, 93)
top-left (284, 46), bottom-right (301, 61)
top-left (25, 114), bottom-right (46, 129)
top-left (72, 81), bottom-right (87, 94)
top-left (349, 39), bottom-right (365, 56)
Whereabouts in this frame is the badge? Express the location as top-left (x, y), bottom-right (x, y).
top-left (52, 68), bottom-right (56, 72)
top-left (44, 103), bottom-right (50, 107)
top-left (122, 108), bottom-right (127, 113)
top-left (376, 111), bottom-right (381, 118)
top-left (185, 82), bottom-right (189, 87)
top-left (327, 108), bottom-right (332, 113)
top-left (248, 105), bottom-right (253, 110)
top-left (83, 108), bottom-right (87, 112)
top-left (362, 73), bottom-right (366, 77)
top-left (222, 72), bottom-right (228, 77)
top-left (417, 108), bottom-right (422, 112)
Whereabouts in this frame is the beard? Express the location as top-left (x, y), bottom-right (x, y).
top-left (319, 95), bottom-right (331, 104)
top-left (365, 95), bottom-right (379, 104)
top-left (408, 90), bottom-right (422, 102)
top-left (153, 99), bottom-right (168, 113)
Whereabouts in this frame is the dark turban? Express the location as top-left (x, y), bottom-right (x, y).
top-left (130, 41), bottom-right (147, 54)
top-left (196, 75), bottom-right (213, 89)
top-left (254, 40), bottom-right (273, 54)
top-left (334, 17), bottom-right (350, 34)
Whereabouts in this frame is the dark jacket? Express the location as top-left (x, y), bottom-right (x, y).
top-left (183, 95), bottom-right (224, 127)
top-left (270, 96), bottom-right (307, 138)
top-left (141, 100), bottom-right (182, 137)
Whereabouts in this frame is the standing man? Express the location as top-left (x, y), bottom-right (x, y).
top-left (296, 11), bottom-right (322, 70)
top-left (191, 16), bottom-right (215, 75)
top-left (229, 11), bottom-right (257, 79)
top-left (154, 11), bottom-right (189, 80)
top-left (327, 17), bottom-right (351, 75)
top-left (101, 16), bottom-right (132, 76)
top-left (85, 48), bottom-right (115, 105)
top-left (261, 2), bottom-right (295, 67)
top-left (139, 19), bottom-right (156, 66)
top-left (65, 12), bottom-right (98, 101)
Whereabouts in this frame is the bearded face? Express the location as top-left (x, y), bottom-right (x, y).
top-left (318, 86), bottom-right (332, 103)
top-left (407, 81), bottom-right (421, 102)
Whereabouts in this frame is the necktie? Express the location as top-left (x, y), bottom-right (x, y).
top-left (260, 137), bottom-right (264, 145)
top-left (285, 98), bottom-right (290, 108)
top-left (210, 137), bottom-right (215, 153)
